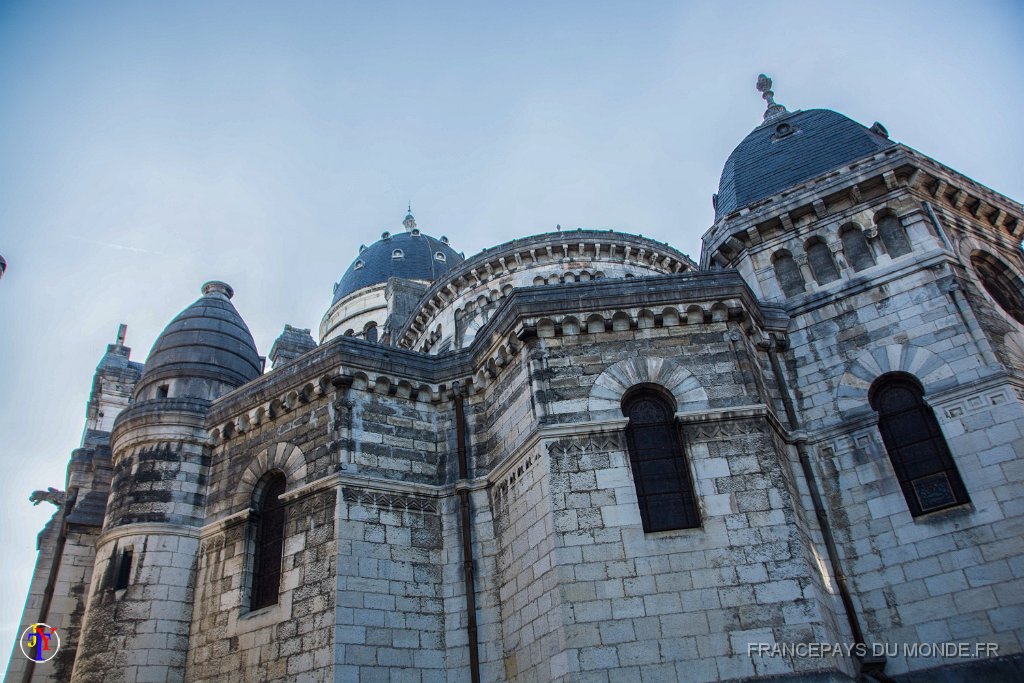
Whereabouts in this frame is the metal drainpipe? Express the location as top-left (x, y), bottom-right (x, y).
top-left (454, 389), bottom-right (482, 683)
top-left (765, 344), bottom-right (880, 676)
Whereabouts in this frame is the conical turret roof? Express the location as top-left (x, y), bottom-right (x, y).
top-left (137, 281), bottom-right (261, 398)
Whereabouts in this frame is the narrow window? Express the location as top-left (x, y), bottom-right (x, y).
top-left (772, 250), bottom-right (805, 297)
top-left (877, 214), bottom-right (911, 258)
top-left (806, 238), bottom-right (840, 284)
top-left (622, 388), bottom-right (700, 532)
top-left (870, 374), bottom-right (969, 516)
top-left (840, 225), bottom-right (875, 271)
top-left (251, 472), bottom-right (287, 610)
top-left (114, 548), bottom-right (133, 590)
top-left (365, 323), bottom-right (379, 343)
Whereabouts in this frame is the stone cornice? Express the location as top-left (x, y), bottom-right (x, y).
top-left (97, 522), bottom-right (200, 547)
top-left (206, 272), bottom-right (790, 440)
top-left (398, 229), bottom-right (697, 346)
top-left (701, 144), bottom-right (1023, 269)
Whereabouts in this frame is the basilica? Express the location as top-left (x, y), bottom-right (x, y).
top-left (7, 77), bottom-right (1024, 682)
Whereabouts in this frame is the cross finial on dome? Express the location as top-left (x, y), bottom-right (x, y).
top-left (403, 204), bottom-right (416, 232)
top-left (756, 73), bottom-right (788, 122)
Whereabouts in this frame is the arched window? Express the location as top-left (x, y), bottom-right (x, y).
top-left (877, 213), bottom-right (911, 258)
top-left (870, 374), bottom-right (969, 516)
top-left (365, 323), bottom-right (379, 343)
top-left (772, 250), bottom-right (805, 297)
top-left (250, 472), bottom-right (287, 610)
top-left (622, 387), bottom-right (700, 532)
top-left (392, 249), bottom-right (404, 259)
top-left (840, 224), bottom-right (875, 271)
top-left (806, 238), bottom-right (840, 285)
top-left (971, 251), bottom-right (1024, 325)
top-left (435, 251), bottom-right (447, 262)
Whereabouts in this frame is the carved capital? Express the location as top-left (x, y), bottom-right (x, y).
top-left (547, 433), bottom-right (624, 456)
top-left (342, 487), bottom-right (437, 513)
top-left (685, 418), bottom-right (765, 443)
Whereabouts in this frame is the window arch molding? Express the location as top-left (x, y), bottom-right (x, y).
top-left (620, 384), bottom-right (700, 532)
top-left (232, 442), bottom-right (308, 512)
top-left (834, 343), bottom-right (955, 418)
top-left (588, 355), bottom-right (708, 419)
top-left (869, 372), bottom-right (969, 516)
top-left (970, 250), bottom-right (1024, 326)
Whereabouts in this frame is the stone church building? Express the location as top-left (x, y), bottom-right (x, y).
top-left (7, 77), bottom-right (1024, 682)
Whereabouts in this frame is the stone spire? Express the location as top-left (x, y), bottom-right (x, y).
top-left (756, 73), bottom-right (788, 122)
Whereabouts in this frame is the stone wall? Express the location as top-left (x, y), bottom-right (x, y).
top-left (187, 488), bottom-right (337, 682)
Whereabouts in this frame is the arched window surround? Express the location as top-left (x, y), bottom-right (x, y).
top-left (875, 211), bottom-right (912, 258)
top-left (805, 237), bottom-right (840, 285)
top-left (248, 471), bottom-right (287, 611)
top-left (970, 250), bottom-right (1024, 326)
top-left (869, 373), bottom-right (969, 517)
top-left (772, 249), bottom-right (805, 297)
top-left (839, 223), bottom-right (876, 272)
top-left (621, 384), bottom-right (700, 532)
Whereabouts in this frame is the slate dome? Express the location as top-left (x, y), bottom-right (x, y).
top-left (137, 281), bottom-right (262, 395)
top-left (715, 108), bottom-right (895, 219)
top-left (331, 215), bottom-right (464, 304)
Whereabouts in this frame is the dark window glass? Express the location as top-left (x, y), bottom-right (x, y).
top-left (871, 375), bottom-right (969, 516)
top-left (840, 226), bottom-right (875, 271)
top-left (971, 251), bottom-right (1024, 325)
top-left (114, 548), bottom-right (133, 590)
top-left (877, 214), bottom-right (911, 258)
top-left (807, 240), bottom-right (840, 284)
top-left (623, 390), bottom-right (700, 532)
top-left (773, 251), bottom-right (805, 297)
top-left (251, 473), bottom-right (287, 610)
top-left (365, 324), bottom-right (379, 343)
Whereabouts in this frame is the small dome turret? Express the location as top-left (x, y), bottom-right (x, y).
top-left (714, 75), bottom-right (895, 219)
top-left (135, 281), bottom-right (261, 401)
top-left (330, 212), bottom-right (464, 304)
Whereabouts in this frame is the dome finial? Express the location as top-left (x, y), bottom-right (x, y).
top-left (202, 280), bottom-right (234, 300)
top-left (756, 73), bottom-right (788, 122)
top-left (403, 203), bottom-right (416, 232)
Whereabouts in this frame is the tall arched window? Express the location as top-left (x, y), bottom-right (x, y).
top-left (772, 250), bottom-right (805, 297)
top-left (806, 238), bottom-right (840, 285)
top-left (971, 251), bottom-right (1024, 325)
top-left (840, 224), bottom-right (875, 271)
top-left (622, 387), bottom-right (700, 532)
top-left (251, 472), bottom-right (287, 610)
top-left (877, 213), bottom-right (911, 258)
top-left (870, 374), bottom-right (969, 516)
top-left (365, 322), bottom-right (379, 343)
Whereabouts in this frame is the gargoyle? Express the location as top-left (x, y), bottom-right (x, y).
top-left (29, 487), bottom-right (65, 508)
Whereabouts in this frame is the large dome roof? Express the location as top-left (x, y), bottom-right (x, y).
top-left (331, 215), bottom-right (464, 304)
top-left (137, 281), bottom-right (262, 396)
top-left (715, 108), bottom-right (895, 218)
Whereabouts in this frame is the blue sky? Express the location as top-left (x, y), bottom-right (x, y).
top-left (1, 0), bottom-right (1022, 663)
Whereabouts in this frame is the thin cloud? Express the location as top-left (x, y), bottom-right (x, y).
top-left (66, 234), bottom-right (162, 255)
